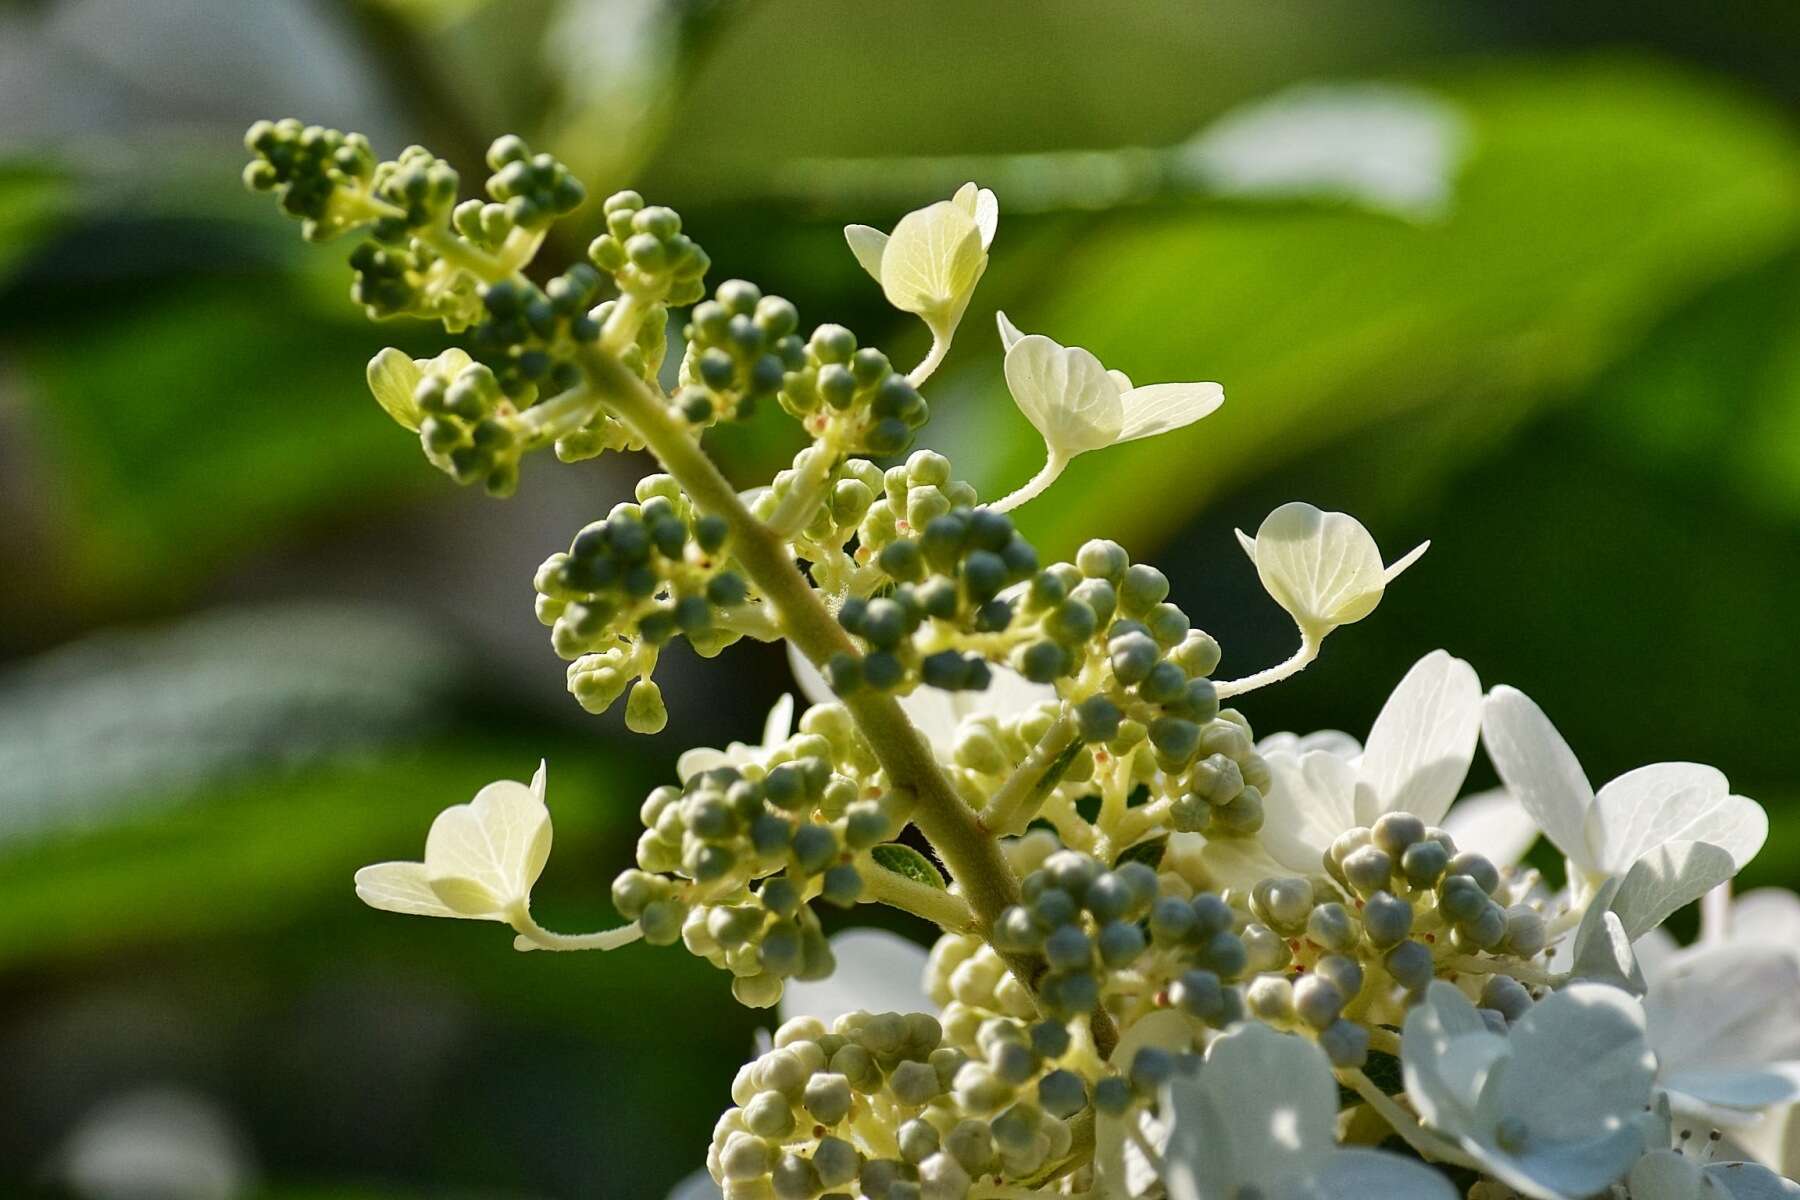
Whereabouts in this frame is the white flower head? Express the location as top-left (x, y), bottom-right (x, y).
top-left (1481, 686), bottom-right (1766, 920)
top-left (1236, 501), bottom-right (1428, 643)
top-left (1403, 980), bottom-right (1656, 1199)
top-left (1629, 1095), bottom-right (1800, 1200)
top-left (675, 694), bottom-right (795, 783)
top-left (354, 763), bottom-right (553, 921)
top-left (1643, 939), bottom-right (1800, 1126)
top-left (846, 182), bottom-right (996, 347)
top-left (1161, 1021), bottom-right (1456, 1200)
top-left (1207, 650), bottom-right (1480, 887)
top-left (990, 312), bottom-right (1223, 512)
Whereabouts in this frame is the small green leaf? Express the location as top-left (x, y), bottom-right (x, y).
top-left (1114, 835), bottom-right (1168, 870)
top-left (871, 843), bottom-right (946, 889)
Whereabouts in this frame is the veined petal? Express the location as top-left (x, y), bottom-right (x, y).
top-left (1355, 650), bottom-right (1481, 826)
top-left (1614, 841), bottom-right (1739, 941)
top-left (951, 180), bottom-right (999, 248)
top-left (1257, 750), bottom-right (1360, 875)
top-left (1116, 382), bottom-right (1224, 443)
top-left (353, 861), bottom-right (484, 920)
top-left (781, 928), bottom-right (932, 1024)
top-left (1442, 787), bottom-right (1540, 867)
top-left (1002, 333), bottom-right (1124, 454)
top-left (878, 200), bottom-right (985, 320)
top-left (1242, 502), bottom-right (1400, 636)
top-left (996, 309), bottom-right (1026, 353)
top-left (1707, 1161), bottom-right (1800, 1199)
top-left (1481, 686), bottom-right (1596, 869)
top-left (1587, 763), bottom-right (1767, 875)
top-left (844, 223), bottom-right (889, 281)
top-left (423, 775), bottom-right (553, 917)
top-left (1648, 942), bottom-right (1800, 1087)
top-left (1103, 1010), bottom-right (1195, 1198)
top-left (1496, 983), bottom-right (1656, 1140)
top-left (1184, 1023), bottom-right (1338, 1191)
top-left (366, 347), bottom-right (423, 431)
top-left (1403, 982), bottom-right (1501, 1135)
top-left (761, 693), bottom-right (795, 748)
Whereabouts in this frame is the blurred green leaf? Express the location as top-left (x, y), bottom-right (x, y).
top-left (870, 843), bottom-right (945, 889)
top-left (18, 280), bottom-right (431, 604)
top-left (941, 58), bottom-right (1800, 558)
top-left (0, 741), bottom-right (636, 966)
top-left (0, 164), bottom-right (69, 283)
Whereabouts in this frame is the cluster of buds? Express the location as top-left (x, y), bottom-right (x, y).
top-left (775, 324), bottom-right (930, 455)
top-left (1236, 812), bottom-right (1546, 1067)
top-left (614, 740), bottom-right (917, 1007)
top-left (1163, 710), bottom-right (1272, 837)
top-left (536, 477), bottom-right (755, 728)
top-left (587, 189), bottom-right (712, 307)
top-left (831, 507), bottom-right (1038, 694)
top-left (672, 281), bottom-right (805, 425)
top-left (710, 1010), bottom-right (1088, 1200)
top-left (241, 118), bottom-right (379, 241)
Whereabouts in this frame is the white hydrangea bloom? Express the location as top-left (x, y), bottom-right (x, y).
top-left (845, 182), bottom-right (997, 374)
top-left (1235, 501), bottom-right (1428, 644)
top-left (1205, 650), bottom-right (1480, 887)
top-left (1403, 980), bottom-right (1656, 1199)
top-left (1160, 1021), bottom-right (1456, 1200)
top-left (990, 312), bottom-right (1223, 513)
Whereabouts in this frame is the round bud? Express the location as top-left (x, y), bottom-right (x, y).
top-left (812, 1137), bottom-right (859, 1189)
top-left (721, 1132), bottom-right (773, 1181)
top-left (1306, 903), bottom-right (1356, 953)
top-left (1385, 939), bottom-right (1436, 991)
top-left (1171, 969), bottom-right (1224, 1024)
top-left (890, 1060), bottom-right (941, 1106)
top-left (1076, 539), bottom-right (1129, 582)
top-left (1093, 1076), bottom-right (1132, 1117)
top-left (1149, 896), bottom-right (1197, 944)
top-left (943, 1120), bottom-right (996, 1175)
top-left (1362, 891), bottom-right (1414, 949)
top-left (1438, 875), bottom-right (1489, 923)
top-left (1341, 844), bottom-right (1395, 897)
top-left (1480, 975), bottom-right (1534, 1023)
top-left (1245, 976), bottom-right (1295, 1023)
top-left (745, 1090), bottom-right (796, 1137)
top-left (1372, 812), bottom-right (1427, 859)
top-left (1501, 906), bottom-right (1548, 958)
top-left (1401, 839), bottom-right (1450, 888)
top-left (1462, 901), bottom-right (1510, 950)
top-left (1292, 974), bottom-right (1345, 1030)
top-left (1097, 921), bottom-right (1147, 968)
top-left (1447, 851), bottom-right (1502, 896)
top-left (1252, 876), bottom-right (1314, 932)
top-left (1319, 1018), bottom-right (1370, 1069)
top-left (1129, 1047), bottom-right (1175, 1096)
top-left (1314, 954), bottom-right (1364, 1000)
top-left (1037, 1069), bottom-right (1088, 1119)
top-left (1241, 923), bottom-right (1292, 973)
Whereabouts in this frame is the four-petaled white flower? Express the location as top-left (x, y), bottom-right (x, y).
top-left (988, 312), bottom-right (1224, 513)
top-left (353, 764), bottom-right (639, 952)
top-left (676, 694), bottom-right (796, 783)
top-left (1481, 685), bottom-right (1766, 934)
top-left (1161, 1020), bottom-right (1457, 1200)
top-left (1627, 1095), bottom-right (1800, 1200)
top-left (1204, 650), bottom-right (1480, 888)
top-left (1403, 980), bottom-right (1656, 1200)
top-left (1235, 500), bottom-right (1428, 647)
top-left (846, 183), bottom-right (997, 374)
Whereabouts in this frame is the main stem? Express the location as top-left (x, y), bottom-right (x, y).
top-left (572, 345), bottom-right (1129, 1051)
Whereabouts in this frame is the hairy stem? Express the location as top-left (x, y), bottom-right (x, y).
top-left (1213, 629), bottom-right (1321, 699)
top-left (980, 710), bottom-right (1077, 834)
top-left (988, 452), bottom-right (1069, 515)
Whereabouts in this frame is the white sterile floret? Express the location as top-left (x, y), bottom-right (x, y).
top-left (1159, 1021), bottom-right (1456, 1200)
top-left (845, 182), bottom-right (996, 374)
top-left (365, 345), bottom-right (473, 431)
top-left (354, 764), bottom-right (640, 952)
top-left (676, 694), bottom-right (795, 783)
top-left (1402, 980), bottom-right (1656, 1199)
top-left (1628, 1096), bottom-right (1800, 1200)
top-left (1205, 650), bottom-right (1480, 887)
top-left (1236, 500), bottom-right (1428, 643)
top-left (989, 312), bottom-right (1223, 513)
top-left (1481, 685), bottom-right (1766, 928)
top-left (1642, 939), bottom-right (1800, 1125)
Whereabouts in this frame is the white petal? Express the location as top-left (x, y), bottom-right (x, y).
top-left (1248, 502), bottom-right (1393, 635)
top-left (423, 776), bottom-right (553, 917)
top-left (1667, 1071), bottom-right (1800, 1116)
top-left (1614, 841), bottom-right (1740, 941)
top-left (1587, 763), bottom-right (1767, 875)
top-left (1480, 686), bottom-right (1596, 869)
top-left (843, 223), bottom-right (888, 281)
top-left (1648, 942), bottom-right (1800, 1086)
top-left (1116, 382), bottom-right (1224, 443)
top-left (1636, 926), bottom-right (1683, 981)
top-left (676, 746), bottom-right (732, 783)
top-left (1257, 750), bottom-right (1360, 875)
top-left (1279, 1148), bottom-right (1460, 1200)
top-left (1736, 890), bottom-right (1800, 962)
top-left (1402, 981), bottom-right (1504, 1136)
top-left (1002, 333), bottom-right (1124, 453)
top-left (951, 181), bottom-right (999, 248)
top-left (1355, 650), bottom-right (1481, 826)
top-left (1103, 1010), bottom-right (1199, 1198)
top-left (1182, 1023), bottom-right (1337, 1191)
top-left (1707, 1161), bottom-right (1800, 1199)
top-left (1442, 787), bottom-right (1540, 867)
top-left (1258, 730), bottom-right (1363, 759)
top-left (878, 200), bottom-right (985, 320)
top-left (1496, 983), bottom-right (1657, 1140)
top-left (995, 309), bottom-right (1026, 353)
top-left (365, 348), bottom-right (423, 431)
top-left (1502, 1124), bottom-right (1658, 1200)
top-left (761, 693), bottom-right (795, 748)
top-left (1571, 904), bottom-right (1648, 996)
top-left (1382, 539), bottom-right (1431, 584)
top-left (780, 928), bottom-right (932, 1024)
top-left (1631, 1150), bottom-right (1715, 1200)
top-left (352, 861), bottom-right (482, 920)
top-left (786, 641), bottom-right (838, 707)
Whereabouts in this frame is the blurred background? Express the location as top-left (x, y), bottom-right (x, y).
top-left (0, 0), bottom-right (1797, 1195)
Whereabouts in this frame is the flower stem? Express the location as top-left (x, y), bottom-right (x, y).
top-left (906, 330), bottom-right (950, 388)
top-left (988, 452), bottom-right (1069, 515)
top-left (1338, 1069), bottom-right (1482, 1170)
top-left (1212, 629), bottom-right (1321, 699)
top-left (858, 857), bottom-right (979, 935)
top-left (510, 908), bottom-right (643, 952)
top-left (980, 711), bottom-right (1077, 834)
top-left (1440, 955), bottom-right (1562, 988)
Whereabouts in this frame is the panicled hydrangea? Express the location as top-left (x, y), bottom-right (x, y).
top-left (246, 117), bottom-right (1800, 1200)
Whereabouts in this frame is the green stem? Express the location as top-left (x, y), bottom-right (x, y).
top-left (569, 344), bottom-right (1122, 1046)
top-left (1213, 628), bottom-right (1321, 699)
top-left (980, 711), bottom-right (1077, 834)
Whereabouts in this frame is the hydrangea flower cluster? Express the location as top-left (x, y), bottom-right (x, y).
top-left (251, 119), bottom-right (1800, 1200)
